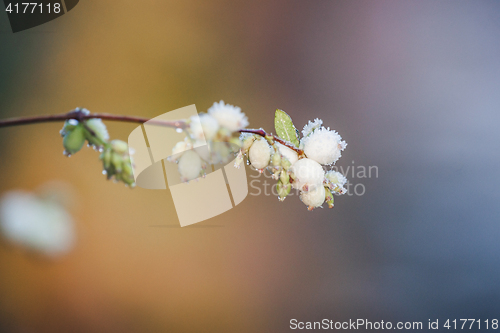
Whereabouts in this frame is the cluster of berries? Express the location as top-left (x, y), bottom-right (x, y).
top-left (237, 115), bottom-right (347, 210)
top-left (171, 102), bottom-right (348, 211)
top-left (168, 101), bottom-right (247, 182)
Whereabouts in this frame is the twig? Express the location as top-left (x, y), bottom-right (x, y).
top-left (239, 128), bottom-right (303, 154)
top-left (0, 108), bottom-right (303, 153)
top-left (0, 108), bottom-right (188, 129)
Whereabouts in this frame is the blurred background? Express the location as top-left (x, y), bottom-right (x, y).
top-left (1, 0), bottom-right (500, 332)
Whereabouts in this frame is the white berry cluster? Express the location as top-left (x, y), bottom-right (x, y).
top-left (168, 101), bottom-right (248, 182)
top-left (166, 103), bottom-right (348, 211)
top-left (237, 110), bottom-right (348, 210)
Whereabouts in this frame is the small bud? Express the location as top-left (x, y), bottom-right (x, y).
top-left (100, 140), bottom-right (135, 187)
top-left (271, 152), bottom-right (281, 167)
top-left (110, 140), bottom-right (128, 154)
top-left (280, 169), bottom-right (289, 185)
top-left (111, 153), bottom-right (123, 172)
top-left (229, 137), bottom-right (242, 150)
top-left (234, 150), bottom-right (244, 168)
top-left (277, 180), bottom-right (291, 201)
top-left (60, 119), bottom-right (79, 137)
top-left (62, 124), bottom-right (86, 154)
top-left (281, 156), bottom-right (292, 170)
top-left (85, 119), bottom-right (109, 146)
top-left (325, 187), bottom-right (334, 208)
top-left (241, 134), bottom-right (256, 152)
top-left (101, 149), bottom-right (111, 169)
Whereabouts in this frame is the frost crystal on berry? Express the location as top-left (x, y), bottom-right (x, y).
top-left (325, 170), bottom-right (347, 187)
top-left (302, 127), bottom-right (347, 165)
top-left (302, 118), bottom-right (323, 138)
top-left (208, 100), bottom-right (249, 132)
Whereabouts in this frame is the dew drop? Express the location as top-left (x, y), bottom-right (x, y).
top-left (98, 147), bottom-right (104, 153)
top-left (176, 128), bottom-right (183, 133)
top-left (87, 144), bottom-right (91, 148)
top-left (102, 170), bottom-right (107, 175)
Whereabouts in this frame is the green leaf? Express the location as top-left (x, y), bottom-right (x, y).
top-left (274, 109), bottom-right (300, 147)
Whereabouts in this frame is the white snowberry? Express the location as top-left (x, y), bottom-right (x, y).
top-left (208, 100), bottom-right (249, 132)
top-left (190, 113), bottom-right (219, 141)
top-left (276, 142), bottom-right (299, 165)
top-left (302, 127), bottom-right (347, 165)
top-left (249, 138), bottom-right (271, 170)
top-left (290, 158), bottom-right (325, 192)
top-left (178, 150), bottom-right (202, 182)
top-left (300, 185), bottom-right (326, 210)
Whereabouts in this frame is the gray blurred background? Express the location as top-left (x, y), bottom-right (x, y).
top-left (1, 1), bottom-right (500, 332)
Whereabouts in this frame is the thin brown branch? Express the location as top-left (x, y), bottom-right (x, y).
top-left (239, 128), bottom-right (304, 154)
top-left (0, 108), bottom-right (304, 154)
top-left (0, 108), bottom-right (188, 129)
